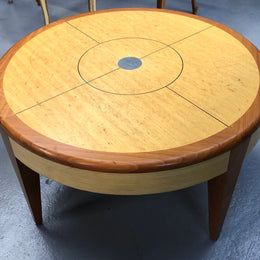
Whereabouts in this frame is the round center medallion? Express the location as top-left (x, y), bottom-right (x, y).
top-left (118, 57), bottom-right (142, 70)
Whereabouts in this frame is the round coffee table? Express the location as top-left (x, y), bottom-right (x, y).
top-left (0, 8), bottom-right (259, 240)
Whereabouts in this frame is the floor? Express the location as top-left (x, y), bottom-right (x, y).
top-left (0, 0), bottom-right (260, 259)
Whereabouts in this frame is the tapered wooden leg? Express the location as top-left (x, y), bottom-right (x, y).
top-left (208, 137), bottom-right (250, 240)
top-left (191, 0), bottom-right (198, 14)
top-left (0, 128), bottom-right (43, 225)
top-left (88, 0), bottom-right (96, 12)
top-left (157, 0), bottom-right (166, 9)
top-left (15, 159), bottom-right (43, 225)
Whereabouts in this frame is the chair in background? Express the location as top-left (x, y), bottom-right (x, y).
top-left (37, 0), bottom-right (169, 25)
top-left (8, 0), bottom-right (197, 26)
top-left (87, 1), bottom-right (198, 15)
top-left (38, 0), bottom-right (172, 25)
top-left (8, 0), bottom-right (94, 25)
top-left (38, 0), bottom-right (50, 25)
top-left (39, 0), bottom-right (96, 25)
top-left (8, 0), bottom-right (50, 24)
top-left (8, 0), bottom-right (41, 6)
top-left (157, 0), bottom-right (198, 14)
top-left (87, 1), bottom-right (198, 14)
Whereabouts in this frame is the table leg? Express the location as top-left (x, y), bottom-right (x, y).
top-left (0, 129), bottom-right (43, 225)
top-left (157, 0), bottom-right (166, 9)
top-left (208, 137), bottom-right (250, 240)
top-left (191, 0), bottom-right (199, 14)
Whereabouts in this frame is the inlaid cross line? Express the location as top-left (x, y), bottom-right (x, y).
top-left (170, 25), bottom-right (213, 46)
top-left (88, 68), bottom-right (121, 83)
top-left (15, 83), bottom-right (87, 115)
top-left (66, 21), bottom-right (100, 43)
top-left (15, 68), bottom-right (124, 115)
top-left (140, 26), bottom-right (213, 59)
top-left (167, 87), bottom-right (229, 127)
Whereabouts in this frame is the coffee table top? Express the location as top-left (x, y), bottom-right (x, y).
top-left (0, 8), bottom-right (259, 172)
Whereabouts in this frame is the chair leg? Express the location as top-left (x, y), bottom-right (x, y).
top-left (88, 0), bottom-right (96, 12)
top-left (39, 0), bottom-right (50, 25)
top-left (191, 0), bottom-right (199, 14)
top-left (208, 137), bottom-right (249, 240)
top-left (0, 129), bottom-right (43, 225)
top-left (157, 0), bottom-right (166, 9)
top-left (36, 0), bottom-right (41, 6)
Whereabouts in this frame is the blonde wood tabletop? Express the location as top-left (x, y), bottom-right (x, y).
top-left (0, 8), bottom-right (259, 173)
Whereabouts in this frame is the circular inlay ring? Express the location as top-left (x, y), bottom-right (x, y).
top-left (77, 37), bottom-right (184, 95)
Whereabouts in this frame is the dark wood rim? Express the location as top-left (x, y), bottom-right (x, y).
top-left (0, 8), bottom-right (259, 173)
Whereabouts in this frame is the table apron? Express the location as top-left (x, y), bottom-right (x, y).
top-left (9, 139), bottom-right (231, 195)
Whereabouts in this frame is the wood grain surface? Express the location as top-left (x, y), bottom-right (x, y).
top-left (0, 9), bottom-right (259, 173)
